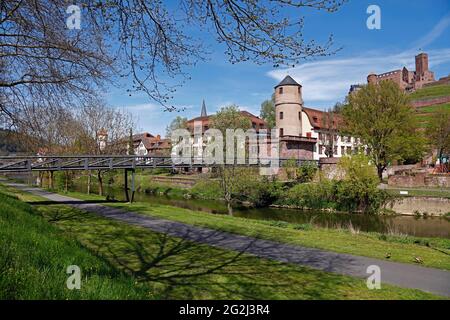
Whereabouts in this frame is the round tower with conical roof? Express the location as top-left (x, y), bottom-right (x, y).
top-left (274, 75), bottom-right (303, 137)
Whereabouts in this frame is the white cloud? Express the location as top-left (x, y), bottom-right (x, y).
top-left (413, 13), bottom-right (450, 50)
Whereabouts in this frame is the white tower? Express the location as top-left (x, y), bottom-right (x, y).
top-left (274, 75), bottom-right (303, 137)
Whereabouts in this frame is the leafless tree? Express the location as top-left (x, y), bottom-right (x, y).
top-left (1, 0), bottom-right (346, 123)
top-left (75, 98), bottom-right (134, 195)
top-left (15, 103), bottom-right (83, 187)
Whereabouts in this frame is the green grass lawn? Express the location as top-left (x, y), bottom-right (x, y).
top-left (1, 184), bottom-right (445, 299)
top-left (414, 103), bottom-right (450, 128)
top-left (0, 190), bottom-right (151, 299)
top-left (12, 184), bottom-right (450, 272)
top-left (410, 84), bottom-right (450, 100)
top-left (386, 187), bottom-right (450, 199)
top-left (417, 103), bottom-right (450, 113)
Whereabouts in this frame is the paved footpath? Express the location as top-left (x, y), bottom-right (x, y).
top-left (7, 182), bottom-right (450, 297)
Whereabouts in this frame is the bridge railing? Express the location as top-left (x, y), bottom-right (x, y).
top-left (0, 155), bottom-right (318, 173)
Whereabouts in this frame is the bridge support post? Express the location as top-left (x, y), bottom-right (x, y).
top-left (49, 171), bottom-right (54, 190)
top-left (124, 169), bottom-right (129, 202)
top-left (130, 169), bottom-right (135, 203)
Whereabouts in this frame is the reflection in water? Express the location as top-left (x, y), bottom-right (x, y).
top-left (79, 184), bottom-right (450, 239)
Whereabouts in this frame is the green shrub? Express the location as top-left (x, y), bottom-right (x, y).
top-left (279, 180), bottom-right (335, 210)
top-left (278, 154), bottom-right (391, 213)
top-left (292, 223), bottom-right (314, 231)
top-left (334, 154), bottom-right (391, 213)
top-left (282, 158), bottom-right (298, 180)
top-left (190, 179), bottom-right (222, 200)
top-left (240, 178), bottom-right (284, 207)
top-left (54, 171), bottom-right (75, 192)
top-left (296, 161), bottom-right (318, 183)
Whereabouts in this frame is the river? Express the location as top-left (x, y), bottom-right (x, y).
top-left (72, 183), bottom-right (450, 239)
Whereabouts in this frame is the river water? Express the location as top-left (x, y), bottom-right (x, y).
top-left (73, 183), bottom-right (450, 239)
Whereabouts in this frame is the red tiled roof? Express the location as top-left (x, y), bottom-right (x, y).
top-left (302, 107), bottom-right (342, 130)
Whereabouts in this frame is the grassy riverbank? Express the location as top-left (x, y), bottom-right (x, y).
top-left (1, 184), bottom-right (444, 299)
top-left (14, 185), bottom-right (450, 271)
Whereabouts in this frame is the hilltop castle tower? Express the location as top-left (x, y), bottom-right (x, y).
top-left (274, 75), bottom-right (303, 137)
top-left (361, 52), bottom-right (435, 92)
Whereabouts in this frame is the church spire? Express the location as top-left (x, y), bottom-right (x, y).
top-left (201, 99), bottom-right (207, 117)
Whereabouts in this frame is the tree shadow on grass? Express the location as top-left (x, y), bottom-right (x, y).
top-left (79, 219), bottom-right (303, 299)
top-left (78, 219), bottom-right (364, 300)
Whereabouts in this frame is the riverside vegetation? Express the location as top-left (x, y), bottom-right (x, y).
top-left (52, 154), bottom-right (394, 215)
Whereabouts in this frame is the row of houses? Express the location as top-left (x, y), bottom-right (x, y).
top-left (129, 75), bottom-right (362, 161)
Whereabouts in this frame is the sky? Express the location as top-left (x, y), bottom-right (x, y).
top-left (104, 0), bottom-right (450, 136)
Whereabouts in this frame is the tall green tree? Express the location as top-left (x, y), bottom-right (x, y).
top-left (260, 97), bottom-right (275, 129)
top-left (210, 105), bottom-right (252, 215)
top-left (342, 81), bottom-right (425, 180)
top-left (166, 116), bottom-right (188, 138)
top-left (426, 106), bottom-right (450, 172)
top-left (321, 106), bottom-right (339, 158)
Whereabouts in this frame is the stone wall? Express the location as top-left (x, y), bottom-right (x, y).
top-left (388, 173), bottom-right (450, 188)
top-left (390, 197), bottom-right (450, 216)
top-left (411, 95), bottom-right (450, 108)
top-left (424, 76), bottom-right (450, 87)
top-left (279, 141), bottom-right (314, 160)
top-left (318, 157), bottom-right (344, 180)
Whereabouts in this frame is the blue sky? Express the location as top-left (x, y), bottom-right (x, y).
top-left (105, 0), bottom-right (450, 136)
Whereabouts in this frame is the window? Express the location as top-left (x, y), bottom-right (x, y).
top-left (252, 122), bottom-right (257, 129)
top-left (333, 146), bottom-right (338, 155)
top-left (280, 128), bottom-right (284, 136)
top-left (298, 87), bottom-right (301, 93)
top-left (279, 112), bottom-right (284, 120)
top-left (298, 112), bottom-right (301, 120)
top-left (279, 87), bottom-right (283, 94)
top-left (319, 144), bottom-right (323, 154)
top-left (341, 146), bottom-right (345, 155)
